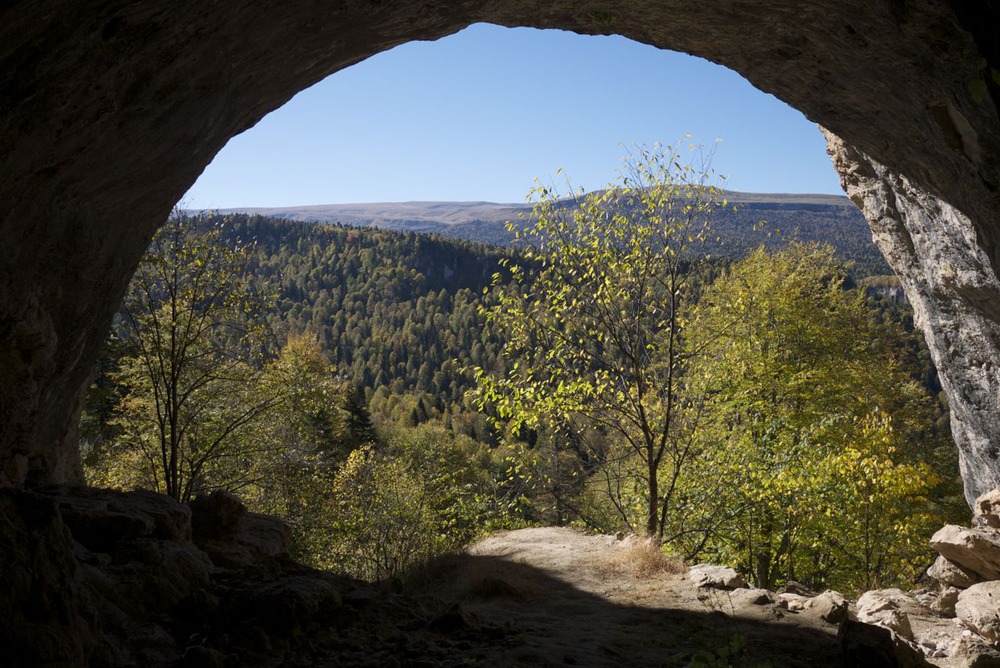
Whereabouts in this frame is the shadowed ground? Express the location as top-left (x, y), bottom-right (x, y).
top-left (309, 527), bottom-right (846, 667)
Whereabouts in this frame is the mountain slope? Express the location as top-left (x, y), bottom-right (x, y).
top-left (207, 190), bottom-right (888, 274)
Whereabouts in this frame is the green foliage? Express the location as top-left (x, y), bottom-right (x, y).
top-left (236, 333), bottom-right (352, 539)
top-left (307, 423), bottom-right (516, 579)
top-left (474, 142), bottom-right (730, 538)
top-left (212, 213), bottom-right (517, 415)
top-left (681, 242), bottom-right (959, 590)
top-left (87, 212), bottom-right (278, 502)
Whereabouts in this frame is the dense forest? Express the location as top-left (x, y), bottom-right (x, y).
top-left (226, 191), bottom-right (891, 277)
top-left (82, 170), bottom-right (962, 591)
top-left (228, 215), bottom-right (510, 406)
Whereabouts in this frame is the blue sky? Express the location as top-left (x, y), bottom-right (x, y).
top-left (183, 24), bottom-right (842, 209)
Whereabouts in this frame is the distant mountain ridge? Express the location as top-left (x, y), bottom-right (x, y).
top-left (210, 200), bottom-right (529, 229)
top-left (202, 190), bottom-right (888, 274)
top-left (206, 190), bottom-right (855, 228)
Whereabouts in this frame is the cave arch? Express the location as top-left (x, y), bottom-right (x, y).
top-left (2, 1), bottom-right (999, 501)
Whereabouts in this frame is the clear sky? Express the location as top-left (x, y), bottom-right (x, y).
top-left (183, 24), bottom-right (843, 209)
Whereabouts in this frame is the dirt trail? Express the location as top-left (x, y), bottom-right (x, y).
top-left (319, 527), bottom-right (848, 667)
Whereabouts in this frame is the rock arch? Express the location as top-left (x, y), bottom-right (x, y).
top-left (2, 0), bottom-right (999, 502)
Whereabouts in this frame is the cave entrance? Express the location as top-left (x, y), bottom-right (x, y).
top-left (82, 22), bottom-right (878, 580)
top-left (1, 0), bottom-right (996, 509)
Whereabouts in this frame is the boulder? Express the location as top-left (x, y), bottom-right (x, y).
top-left (777, 593), bottom-right (810, 612)
top-left (950, 631), bottom-right (1000, 668)
top-left (931, 586), bottom-right (961, 618)
top-left (687, 564), bottom-right (746, 590)
top-left (228, 572), bottom-right (344, 635)
top-left (957, 581), bottom-right (1000, 643)
top-left (838, 619), bottom-right (931, 668)
top-left (857, 590), bottom-right (914, 641)
top-left (0, 490), bottom-right (91, 667)
top-left (194, 512), bottom-right (292, 569)
top-left (928, 555), bottom-right (981, 589)
top-left (805, 590), bottom-right (850, 624)
top-left (930, 525), bottom-right (1000, 581)
top-left (728, 588), bottom-right (774, 607)
top-left (48, 485), bottom-right (192, 551)
top-left (190, 491), bottom-right (246, 540)
top-left (977, 489), bottom-right (1000, 529)
top-left (781, 580), bottom-right (818, 597)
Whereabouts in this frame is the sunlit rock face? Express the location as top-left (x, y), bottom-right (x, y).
top-left (830, 135), bottom-right (1000, 506)
top-left (0, 0), bottom-right (998, 496)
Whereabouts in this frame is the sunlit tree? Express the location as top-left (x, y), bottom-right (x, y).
top-left (474, 142), bottom-right (729, 538)
top-left (93, 212), bottom-right (277, 502)
top-left (684, 242), bottom-right (951, 589)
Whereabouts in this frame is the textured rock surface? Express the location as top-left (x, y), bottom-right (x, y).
top-left (0, 0), bottom-right (999, 502)
top-left (688, 563), bottom-right (747, 589)
top-left (977, 489), bottom-right (1000, 528)
top-left (928, 554), bottom-right (982, 590)
top-left (950, 632), bottom-right (1000, 667)
top-left (838, 619), bottom-right (931, 668)
top-left (857, 590), bottom-right (915, 641)
top-left (931, 586), bottom-right (961, 617)
top-left (829, 134), bottom-right (1000, 505)
top-left (0, 486), bottom-right (354, 668)
top-left (957, 582), bottom-right (1000, 643)
top-left (805, 590), bottom-right (850, 624)
top-left (930, 525), bottom-right (1000, 581)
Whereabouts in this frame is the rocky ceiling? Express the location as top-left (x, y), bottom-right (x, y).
top-left (1, 0), bottom-right (999, 503)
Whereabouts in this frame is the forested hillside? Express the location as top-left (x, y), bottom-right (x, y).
top-left (215, 190), bottom-right (891, 276)
top-left (213, 214), bottom-right (524, 432)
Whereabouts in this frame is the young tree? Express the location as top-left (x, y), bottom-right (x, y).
top-left (683, 242), bottom-right (953, 589)
top-left (93, 212), bottom-right (278, 502)
top-left (239, 332), bottom-right (351, 531)
top-left (474, 142), bottom-right (728, 538)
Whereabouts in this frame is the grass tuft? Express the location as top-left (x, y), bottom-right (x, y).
top-left (593, 534), bottom-right (685, 578)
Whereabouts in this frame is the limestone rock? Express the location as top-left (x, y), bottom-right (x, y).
top-left (728, 587), bottom-right (774, 607)
top-left (950, 631), bottom-right (1000, 668)
top-left (781, 580), bottom-right (818, 598)
top-left (0, 486), bottom-right (354, 667)
top-left (777, 593), bottom-right (810, 612)
top-left (687, 564), bottom-right (746, 590)
top-left (928, 554), bottom-right (981, 589)
top-left (837, 619), bottom-right (931, 668)
top-left (829, 135), bottom-right (1000, 507)
top-left (0, 490), bottom-right (90, 667)
top-left (225, 572), bottom-right (344, 635)
top-left (930, 525), bottom-right (1000, 581)
top-left (957, 581), bottom-right (1000, 643)
top-left (191, 491), bottom-right (246, 540)
top-left (857, 590), bottom-right (914, 640)
top-left (805, 590), bottom-right (850, 624)
top-left (193, 512), bottom-right (292, 570)
top-left (931, 587), bottom-right (961, 618)
top-left (977, 489), bottom-right (1000, 529)
top-left (48, 485), bottom-right (192, 549)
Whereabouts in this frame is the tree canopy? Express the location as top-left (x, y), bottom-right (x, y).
top-left (474, 143), bottom-right (730, 538)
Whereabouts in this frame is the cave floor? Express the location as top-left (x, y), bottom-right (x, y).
top-left (306, 527), bottom-right (849, 667)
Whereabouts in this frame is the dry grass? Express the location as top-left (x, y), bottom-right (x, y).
top-left (591, 534), bottom-right (686, 578)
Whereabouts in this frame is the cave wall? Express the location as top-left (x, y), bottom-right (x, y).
top-left (830, 134), bottom-right (1000, 506)
top-left (1, 0), bottom-right (998, 499)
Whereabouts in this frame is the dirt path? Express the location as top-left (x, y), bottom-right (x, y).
top-left (318, 527), bottom-right (848, 667)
